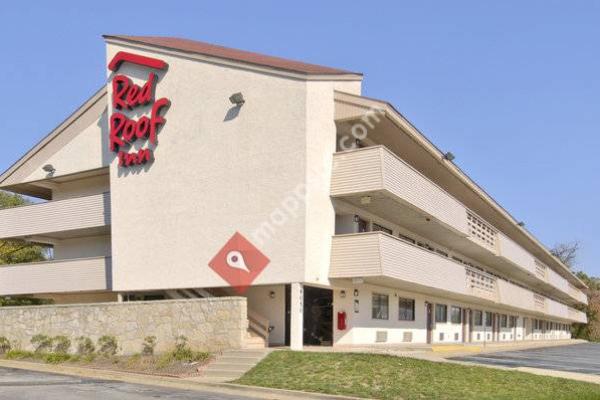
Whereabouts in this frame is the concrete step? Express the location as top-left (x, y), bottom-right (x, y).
top-left (208, 362), bottom-right (256, 371)
top-left (202, 348), bottom-right (271, 382)
top-left (223, 349), bottom-right (268, 357)
top-left (203, 369), bottom-right (246, 378)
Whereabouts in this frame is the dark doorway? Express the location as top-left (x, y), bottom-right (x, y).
top-left (284, 284), bottom-right (291, 346)
top-left (303, 286), bottom-right (333, 346)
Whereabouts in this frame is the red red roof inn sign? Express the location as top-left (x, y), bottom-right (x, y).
top-left (108, 52), bottom-right (170, 167)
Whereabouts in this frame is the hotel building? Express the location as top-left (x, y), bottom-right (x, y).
top-left (0, 35), bottom-right (587, 350)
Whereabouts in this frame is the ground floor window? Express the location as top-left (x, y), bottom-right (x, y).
top-left (473, 310), bottom-right (483, 326)
top-left (485, 311), bottom-right (493, 327)
top-left (509, 316), bottom-right (516, 328)
top-left (435, 304), bottom-right (447, 323)
top-left (500, 314), bottom-right (508, 328)
top-left (450, 306), bottom-right (462, 324)
top-left (372, 293), bottom-right (389, 320)
top-left (398, 297), bottom-right (415, 321)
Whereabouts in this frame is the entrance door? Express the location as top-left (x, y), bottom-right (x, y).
top-left (426, 302), bottom-right (433, 344)
top-left (303, 286), bottom-right (333, 346)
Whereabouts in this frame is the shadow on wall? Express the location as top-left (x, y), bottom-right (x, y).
top-left (224, 104), bottom-right (243, 122)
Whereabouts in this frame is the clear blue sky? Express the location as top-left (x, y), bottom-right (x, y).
top-left (0, 1), bottom-right (597, 275)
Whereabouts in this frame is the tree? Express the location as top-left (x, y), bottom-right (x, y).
top-left (550, 241), bottom-right (599, 342)
top-left (550, 241), bottom-right (579, 269)
top-left (0, 191), bottom-right (46, 265)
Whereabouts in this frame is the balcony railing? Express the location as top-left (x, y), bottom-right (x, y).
top-left (332, 146), bottom-right (587, 305)
top-left (0, 256), bottom-right (111, 296)
top-left (332, 146), bottom-right (469, 235)
top-left (330, 232), bottom-right (586, 323)
top-left (0, 192), bottom-right (111, 240)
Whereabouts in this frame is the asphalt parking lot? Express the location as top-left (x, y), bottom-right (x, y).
top-left (451, 343), bottom-right (600, 375)
top-left (0, 367), bottom-right (256, 400)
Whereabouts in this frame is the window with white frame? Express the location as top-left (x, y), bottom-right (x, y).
top-left (435, 304), bottom-right (447, 323)
top-left (398, 297), bottom-right (415, 321)
top-left (372, 293), bottom-right (389, 320)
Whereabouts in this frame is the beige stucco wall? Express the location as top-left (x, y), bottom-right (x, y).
top-left (106, 41), bottom-right (362, 292)
top-left (0, 298), bottom-right (246, 354)
top-left (22, 106), bottom-right (109, 184)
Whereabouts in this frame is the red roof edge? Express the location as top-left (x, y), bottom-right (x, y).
top-left (103, 35), bottom-right (362, 77)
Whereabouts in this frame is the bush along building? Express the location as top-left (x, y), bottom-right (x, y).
top-left (0, 35), bottom-right (587, 351)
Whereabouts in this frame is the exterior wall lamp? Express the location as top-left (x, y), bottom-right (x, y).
top-left (340, 290), bottom-right (346, 298)
top-left (269, 290), bottom-right (276, 299)
top-left (229, 92), bottom-right (245, 106)
top-left (443, 152), bottom-right (455, 161)
top-left (42, 164), bottom-right (56, 174)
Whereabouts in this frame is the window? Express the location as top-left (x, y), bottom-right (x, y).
top-left (473, 310), bottom-right (483, 326)
top-left (485, 311), bottom-right (493, 327)
top-left (435, 304), bottom-right (447, 323)
top-left (500, 314), bottom-right (507, 328)
top-left (372, 223), bottom-right (392, 235)
top-left (372, 293), bottom-right (389, 320)
top-left (509, 316), bottom-right (517, 328)
top-left (451, 306), bottom-right (462, 324)
top-left (398, 298), bottom-right (415, 321)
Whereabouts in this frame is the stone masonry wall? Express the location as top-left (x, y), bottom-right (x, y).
top-left (0, 297), bottom-right (247, 355)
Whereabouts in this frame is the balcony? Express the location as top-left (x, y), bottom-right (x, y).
top-left (0, 256), bottom-right (112, 296)
top-left (0, 192), bottom-right (111, 240)
top-left (330, 232), bottom-right (586, 323)
top-left (331, 146), bottom-right (587, 305)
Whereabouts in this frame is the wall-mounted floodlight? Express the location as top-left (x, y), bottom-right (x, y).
top-left (517, 221), bottom-right (525, 227)
top-left (42, 164), bottom-right (56, 174)
top-left (443, 152), bottom-right (455, 161)
top-left (229, 92), bottom-right (245, 106)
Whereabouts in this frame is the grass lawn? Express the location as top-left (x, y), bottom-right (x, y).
top-left (235, 351), bottom-right (600, 400)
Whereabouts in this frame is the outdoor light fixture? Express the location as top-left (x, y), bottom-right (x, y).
top-left (42, 164), bottom-right (56, 174)
top-left (443, 152), bottom-right (455, 161)
top-left (340, 290), bottom-right (346, 298)
top-left (517, 221), bottom-right (526, 227)
top-left (353, 214), bottom-right (360, 223)
top-left (353, 289), bottom-right (359, 297)
top-left (269, 291), bottom-right (276, 299)
top-left (360, 196), bottom-right (371, 205)
top-left (229, 92), bottom-right (245, 106)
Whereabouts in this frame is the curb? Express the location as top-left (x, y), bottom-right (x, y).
top-left (0, 360), bottom-right (368, 400)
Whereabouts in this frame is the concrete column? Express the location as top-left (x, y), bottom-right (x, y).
top-left (117, 293), bottom-right (124, 303)
top-left (290, 283), bottom-right (304, 350)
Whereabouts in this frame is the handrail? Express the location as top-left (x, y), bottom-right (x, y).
top-left (247, 309), bottom-right (269, 345)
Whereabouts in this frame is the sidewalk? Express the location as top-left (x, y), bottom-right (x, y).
top-left (0, 359), bottom-right (365, 400)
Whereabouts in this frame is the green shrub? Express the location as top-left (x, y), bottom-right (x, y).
top-left (142, 336), bottom-right (157, 356)
top-left (43, 352), bottom-right (71, 364)
top-left (5, 349), bottom-right (34, 360)
top-left (52, 336), bottom-right (71, 354)
top-left (31, 334), bottom-right (53, 353)
top-left (97, 335), bottom-right (118, 357)
top-left (155, 336), bottom-right (210, 369)
top-left (0, 337), bottom-right (11, 354)
top-left (76, 336), bottom-right (95, 355)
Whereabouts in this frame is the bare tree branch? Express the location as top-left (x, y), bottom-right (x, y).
top-left (550, 241), bottom-right (580, 269)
